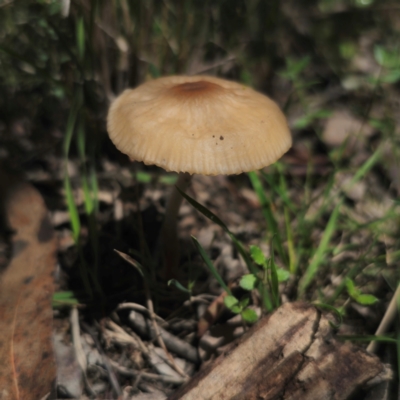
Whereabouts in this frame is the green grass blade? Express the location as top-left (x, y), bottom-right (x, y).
top-left (338, 335), bottom-right (397, 344)
top-left (81, 175), bottom-right (94, 214)
top-left (269, 240), bottom-right (280, 308)
top-left (284, 207), bottom-right (297, 274)
top-left (248, 171), bottom-right (288, 265)
top-left (76, 115), bottom-right (86, 160)
top-left (178, 187), bottom-right (229, 230)
top-left (260, 170), bottom-right (297, 212)
top-left (313, 302), bottom-right (343, 327)
top-left (52, 291), bottom-right (80, 308)
top-left (227, 234), bottom-right (256, 275)
top-left (299, 199), bottom-right (343, 295)
top-left (348, 145), bottom-right (382, 187)
top-left (168, 279), bottom-right (191, 294)
top-left (89, 165), bottom-right (99, 214)
top-left (257, 280), bottom-right (273, 312)
top-left (63, 108), bottom-right (78, 157)
top-left (396, 283), bottom-right (400, 383)
top-left (76, 16), bottom-right (85, 60)
top-left (192, 236), bottom-right (232, 295)
top-left (178, 188), bottom-right (256, 274)
top-left (248, 171), bottom-right (278, 231)
top-left (64, 173), bottom-right (81, 243)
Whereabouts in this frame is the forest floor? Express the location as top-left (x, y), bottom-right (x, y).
top-left (0, 1), bottom-right (399, 399)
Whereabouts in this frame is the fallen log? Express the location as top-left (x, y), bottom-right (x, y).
top-left (168, 302), bottom-right (385, 400)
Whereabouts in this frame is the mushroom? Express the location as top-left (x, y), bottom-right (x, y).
top-left (107, 75), bottom-right (292, 276)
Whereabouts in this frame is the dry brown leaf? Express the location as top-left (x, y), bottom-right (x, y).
top-left (0, 176), bottom-right (57, 399)
top-left (197, 291), bottom-right (227, 338)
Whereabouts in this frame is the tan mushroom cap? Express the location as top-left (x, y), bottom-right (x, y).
top-left (107, 75), bottom-right (292, 175)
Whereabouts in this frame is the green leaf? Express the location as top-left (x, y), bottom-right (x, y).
top-left (239, 297), bottom-right (250, 308)
top-left (53, 291), bottom-right (77, 300)
top-left (280, 56), bottom-right (311, 81)
top-left (224, 295), bottom-right (239, 310)
top-left (345, 278), bottom-right (378, 305)
top-left (355, 294), bottom-right (379, 305)
top-left (241, 308), bottom-right (258, 324)
top-left (374, 45), bottom-right (400, 69)
top-left (192, 236), bottom-right (232, 295)
top-left (168, 279), bottom-right (191, 294)
top-left (250, 245), bottom-right (266, 266)
top-left (345, 278), bottom-right (358, 298)
top-left (276, 269), bottom-right (290, 282)
top-left (159, 174), bottom-right (178, 185)
top-left (52, 291), bottom-right (79, 308)
top-left (240, 274), bottom-right (258, 291)
top-left (382, 70), bottom-right (400, 84)
top-left (136, 171), bottom-right (152, 183)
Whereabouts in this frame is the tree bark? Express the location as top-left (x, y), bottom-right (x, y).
top-left (168, 302), bottom-right (384, 400)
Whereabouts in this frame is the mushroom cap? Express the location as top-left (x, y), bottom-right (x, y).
top-left (107, 75), bottom-right (292, 175)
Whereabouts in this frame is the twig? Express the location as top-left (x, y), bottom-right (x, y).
top-left (129, 311), bottom-right (199, 364)
top-left (367, 283), bottom-right (400, 354)
top-left (70, 307), bottom-right (96, 397)
top-left (70, 307), bottom-right (87, 372)
top-left (118, 302), bottom-right (167, 325)
top-left (81, 321), bottom-right (122, 397)
top-left (106, 319), bottom-right (149, 356)
top-left (145, 288), bottom-right (189, 378)
top-left (109, 360), bottom-right (187, 385)
top-left (115, 249), bottom-right (192, 376)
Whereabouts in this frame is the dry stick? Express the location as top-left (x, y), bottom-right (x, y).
top-left (106, 318), bottom-right (190, 385)
top-left (70, 307), bottom-right (96, 397)
top-left (367, 283), bottom-right (400, 354)
top-left (129, 311), bottom-right (199, 364)
top-left (80, 320), bottom-right (122, 397)
top-left (114, 249), bottom-right (189, 378)
top-left (109, 360), bottom-right (186, 385)
top-left (70, 307), bottom-right (87, 371)
top-left (118, 302), bottom-right (167, 325)
top-left (144, 283), bottom-right (189, 378)
top-left (105, 319), bottom-right (149, 356)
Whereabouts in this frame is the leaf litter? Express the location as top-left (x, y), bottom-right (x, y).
top-left (1, 1), bottom-right (400, 398)
top-left (0, 172), bottom-right (57, 399)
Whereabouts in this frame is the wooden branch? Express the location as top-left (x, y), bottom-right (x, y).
top-left (168, 302), bottom-right (384, 400)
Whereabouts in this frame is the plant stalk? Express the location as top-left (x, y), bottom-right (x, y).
top-left (161, 171), bottom-right (192, 278)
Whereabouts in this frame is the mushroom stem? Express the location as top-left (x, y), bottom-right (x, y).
top-left (161, 172), bottom-right (192, 278)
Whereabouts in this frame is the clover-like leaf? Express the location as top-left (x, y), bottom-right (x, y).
top-left (240, 274), bottom-right (258, 291)
top-left (241, 308), bottom-right (258, 324)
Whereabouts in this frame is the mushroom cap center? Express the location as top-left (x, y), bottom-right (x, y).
top-left (170, 80), bottom-right (222, 98)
